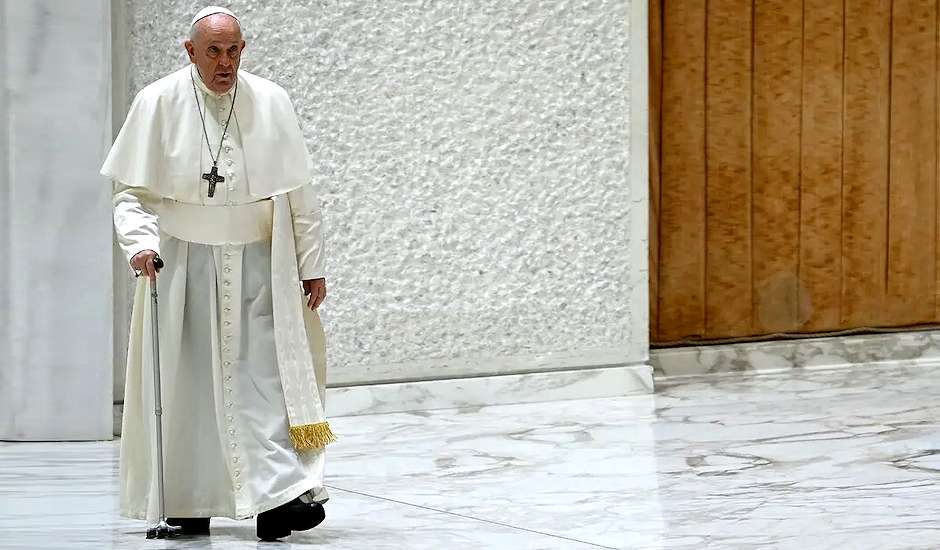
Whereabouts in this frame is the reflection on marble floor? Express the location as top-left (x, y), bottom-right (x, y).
top-left (3, 364), bottom-right (940, 549)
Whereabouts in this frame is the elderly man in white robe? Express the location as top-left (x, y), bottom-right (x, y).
top-left (102, 6), bottom-right (335, 542)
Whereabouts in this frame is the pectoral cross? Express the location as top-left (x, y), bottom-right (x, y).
top-left (202, 164), bottom-right (225, 198)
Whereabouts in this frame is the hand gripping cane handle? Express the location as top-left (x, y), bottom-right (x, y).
top-left (145, 255), bottom-right (180, 540)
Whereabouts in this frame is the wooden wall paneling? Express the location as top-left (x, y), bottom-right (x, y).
top-left (752, 0), bottom-right (803, 333)
top-left (705, 0), bottom-right (753, 338)
top-left (649, 0), bottom-right (663, 340)
top-left (657, 0), bottom-right (708, 341)
top-left (842, 0), bottom-right (891, 328)
top-left (799, 0), bottom-right (844, 332)
top-left (937, 0), bottom-right (940, 322)
top-left (886, 0), bottom-right (937, 325)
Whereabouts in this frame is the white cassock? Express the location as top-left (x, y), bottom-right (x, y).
top-left (104, 65), bottom-right (335, 522)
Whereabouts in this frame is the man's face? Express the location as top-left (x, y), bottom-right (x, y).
top-left (184, 14), bottom-right (245, 94)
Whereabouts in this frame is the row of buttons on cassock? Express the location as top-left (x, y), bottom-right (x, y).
top-left (221, 249), bottom-right (241, 491)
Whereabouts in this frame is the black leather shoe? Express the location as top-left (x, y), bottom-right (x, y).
top-left (166, 517), bottom-right (210, 536)
top-left (256, 498), bottom-right (325, 541)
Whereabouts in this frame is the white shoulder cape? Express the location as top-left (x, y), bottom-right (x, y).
top-left (101, 65), bottom-right (311, 199)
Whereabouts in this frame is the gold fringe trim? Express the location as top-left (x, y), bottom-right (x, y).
top-left (289, 421), bottom-right (337, 451)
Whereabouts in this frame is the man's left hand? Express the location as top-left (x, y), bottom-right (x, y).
top-left (302, 278), bottom-right (327, 310)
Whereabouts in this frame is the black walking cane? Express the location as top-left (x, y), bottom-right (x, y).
top-left (144, 257), bottom-right (181, 540)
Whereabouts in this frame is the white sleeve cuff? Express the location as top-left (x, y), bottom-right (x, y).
top-left (123, 239), bottom-right (161, 266)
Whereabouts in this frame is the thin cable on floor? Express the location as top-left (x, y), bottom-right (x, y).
top-left (325, 484), bottom-right (620, 550)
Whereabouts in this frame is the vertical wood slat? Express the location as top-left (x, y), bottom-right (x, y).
top-left (705, 0), bottom-right (753, 338)
top-left (800, 0), bottom-right (845, 332)
top-left (658, 0), bottom-right (707, 341)
top-left (752, 0), bottom-right (803, 333)
top-left (649, 0), bottom-right (663, 340)
top-left (937, 0), bottom-right (940, 322)
top-left (886, 0), bottom-right (937, 325)
top-left (842, 0), bottom-right (891, 328)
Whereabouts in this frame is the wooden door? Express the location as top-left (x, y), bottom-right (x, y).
top-left (650, 0), bottom-right (940, 343)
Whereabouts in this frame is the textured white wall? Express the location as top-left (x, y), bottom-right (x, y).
top-left (122, 0), bottom-right (647, 385)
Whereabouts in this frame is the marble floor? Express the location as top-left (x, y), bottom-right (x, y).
top-left (3, 364), bottom-right (940, 549)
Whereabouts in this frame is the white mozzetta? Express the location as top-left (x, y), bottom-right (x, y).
top-left (122, 0), bottom-right (648, 385)
top-left (0, 0), bottom-right (114, 440)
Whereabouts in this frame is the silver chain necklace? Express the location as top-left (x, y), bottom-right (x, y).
top-left (190, 67), bottom-right (238, 198)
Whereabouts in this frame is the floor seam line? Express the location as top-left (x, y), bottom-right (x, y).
top-left (324, 484), bottom-right (619, 550)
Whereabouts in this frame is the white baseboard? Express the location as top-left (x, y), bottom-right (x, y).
top-left (113, 363), bottom-right (653, 434)
top-left (326, 363), bottom-right (653, 417)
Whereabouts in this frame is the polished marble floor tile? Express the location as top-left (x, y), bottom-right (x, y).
top-left (0, 443), bottom-right (591, 550)
top-left (3, 364), bottom-right (940, 549)
top-left (0, 441), bottom-right (595, 549)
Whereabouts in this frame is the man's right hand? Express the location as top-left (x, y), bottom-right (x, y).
top-left (130, 249), bottom-right (162, 282)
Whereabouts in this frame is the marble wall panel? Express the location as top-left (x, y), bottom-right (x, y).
top-left (0, 0), bottom-right (114, 440)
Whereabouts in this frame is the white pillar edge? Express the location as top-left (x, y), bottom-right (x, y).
top-left (628, 0), bottom-right (651, 363)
